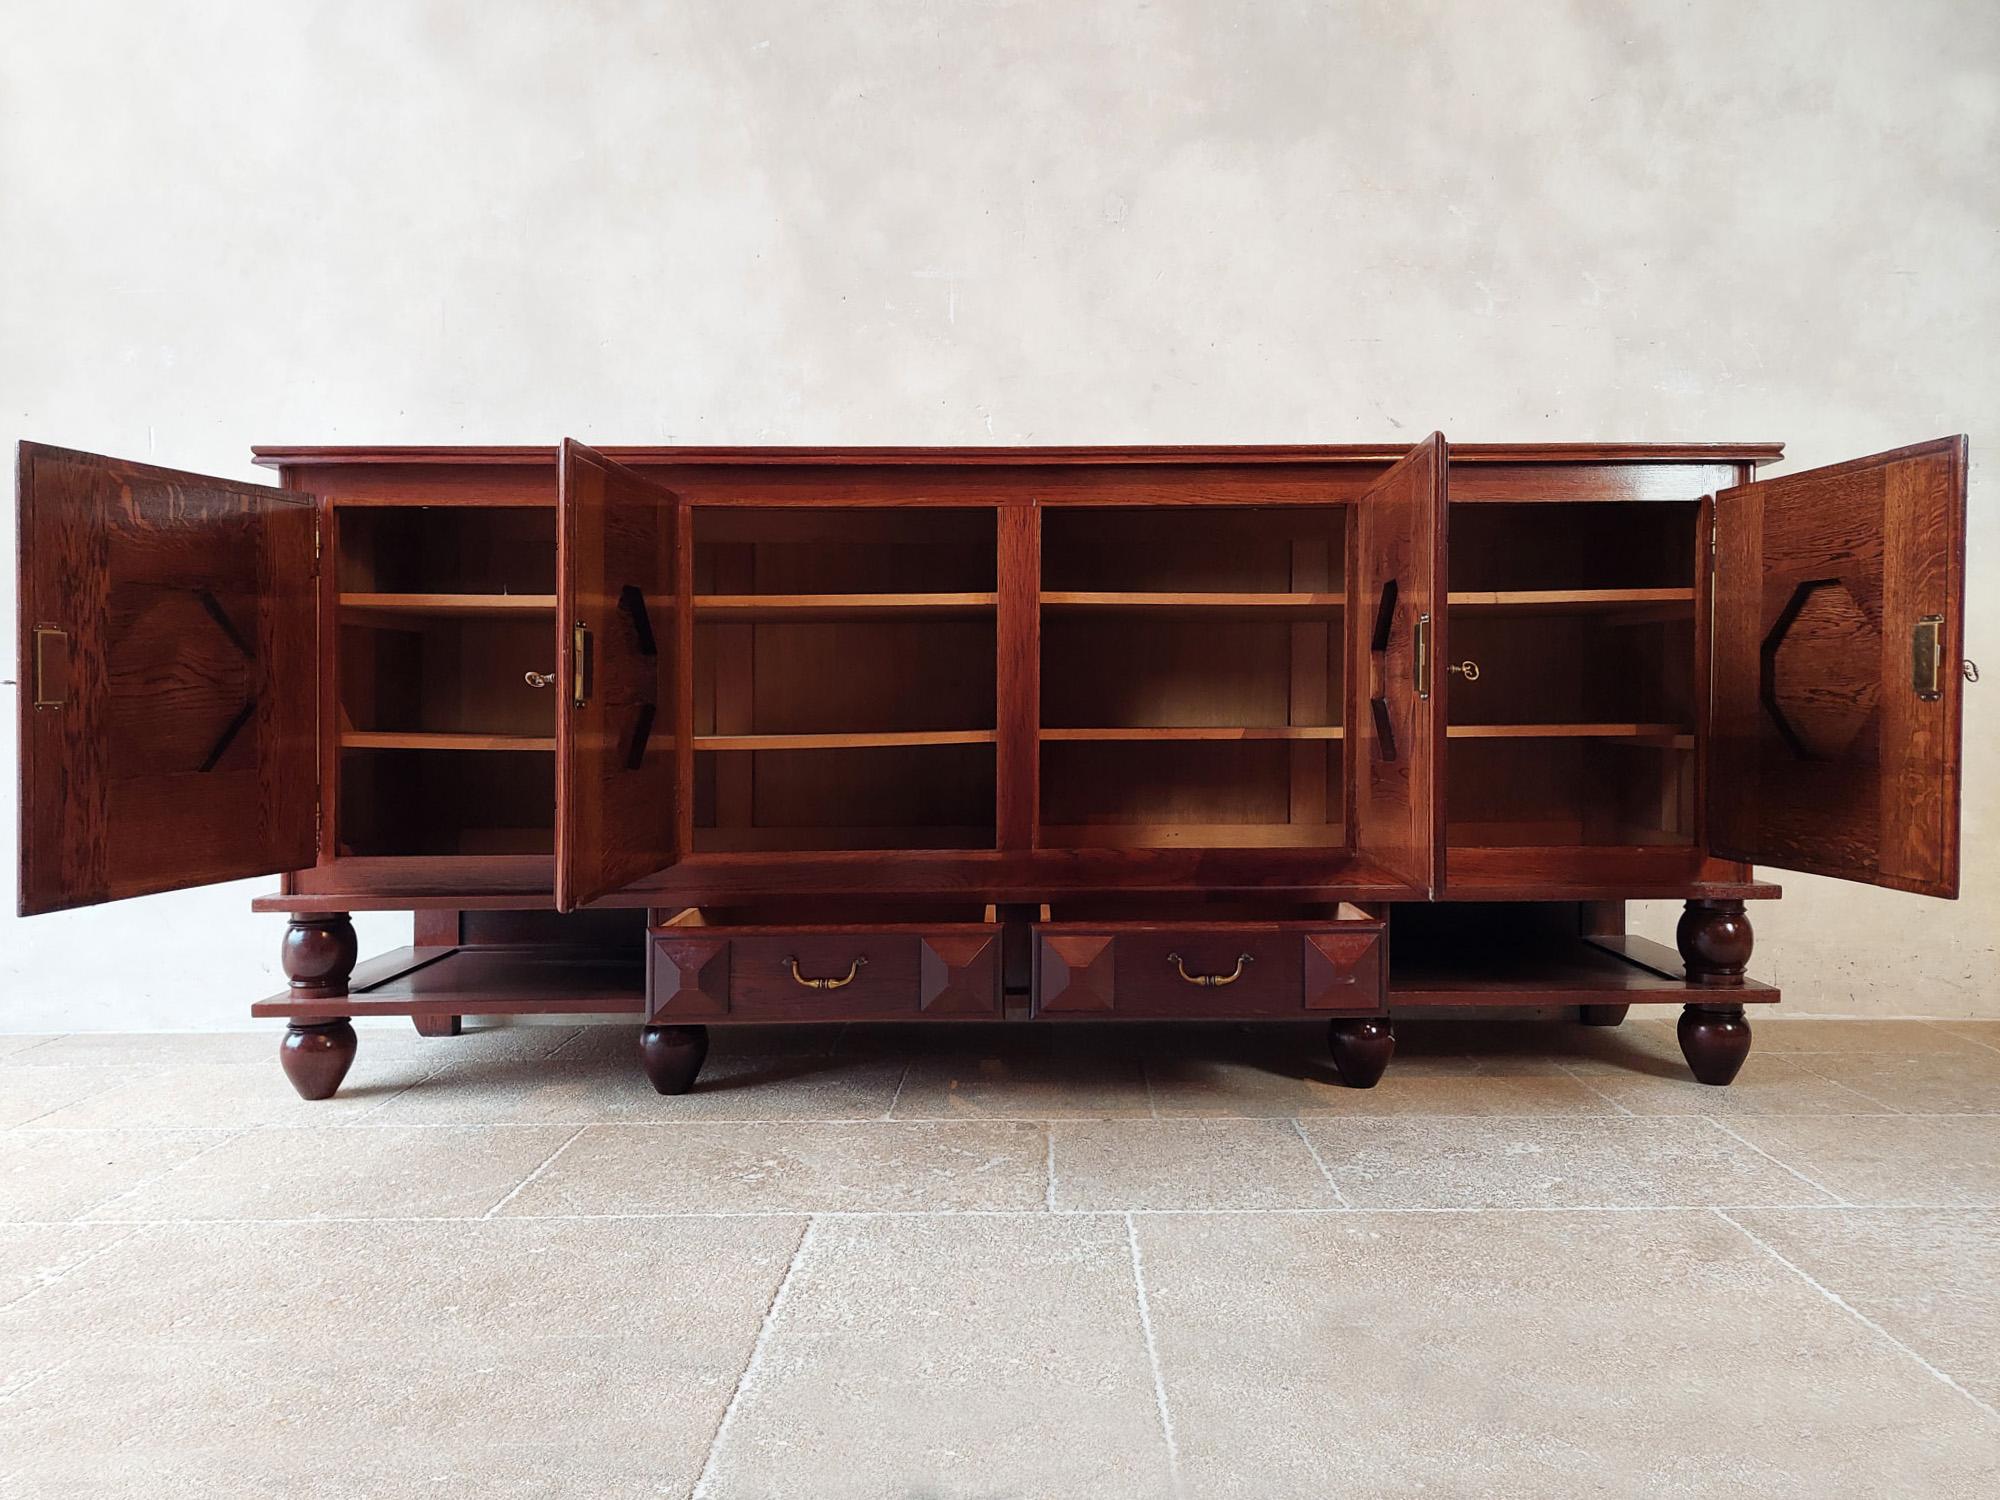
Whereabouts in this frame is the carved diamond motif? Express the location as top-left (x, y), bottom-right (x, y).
top-left (1759, 578), bottom-right (1879, 762)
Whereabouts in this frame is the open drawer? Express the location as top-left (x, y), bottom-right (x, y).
top-left (1032, 903), bottom-right (1385, 1018)
top-left (647, 906), bottom-right (1002, 1022)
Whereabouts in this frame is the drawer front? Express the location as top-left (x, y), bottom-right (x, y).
top-left (1035, 924), bottom-right (1383, 1018)
top-left (649, 927), bottom-right (1000, 1022)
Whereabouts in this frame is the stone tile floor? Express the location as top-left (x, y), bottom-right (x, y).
top-left (0, 1015), bottom-right (1997, 1496)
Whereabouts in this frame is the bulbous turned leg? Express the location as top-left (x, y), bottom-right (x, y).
top-left (1579, 1004), bottom-right (1630, 1027)
top-left (639, 1025), bottom-right (709, 1096)
top-left (278, 914), bottom-right (360, 1100)
top-left (1676, 899), bottom-right (1755, 1085)
top-left (1677, 900), bottom-right (1752, 987)
top-left (282, 914), bottom-right (358, 1000)
top-left (1679, 1005), bottom-right (1751, 1086)
top-left (1327, 1018), bottom-right (1394, 1089)
top-left (280, 1020), bottom-right (357, 1100)
top-left (413, 1015), bottom-right (462, 1037)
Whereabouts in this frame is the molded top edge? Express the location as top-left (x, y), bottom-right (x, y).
top-left (251, 441), bottom-right (1786, 469)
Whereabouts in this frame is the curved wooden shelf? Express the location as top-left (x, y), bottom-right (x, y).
top-left (695, 592), bottom-right (995, 620)
top-left (341, 592), bottom-right (557, 618)
top-left (1041, 591), bottom-right (1344, 616)
top-left (341, 731), bottom-right (555, 753)
top-left (1041, 726), bottom-right (1342, 742)
top-left (694, 730), bottom-right (997, 752)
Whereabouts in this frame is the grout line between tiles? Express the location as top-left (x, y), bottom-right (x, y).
top-left (690, 1214), bottom-right (818, 1500)
top-left (1141, 1057), bottom-right (1160, 1119)
top-left (1701, 1117), bottom-right (1851, 1205)
top-left (881, 1059), bottom-right (911, 1120)
top-left (1045, 1127), bottom-right (1058, 1212)
top-left (1289, 1118), bottom-right (1351, 1208)
top-left (0, 1349), bottom-right (80, 1408)
top-left (1712, 1207), bottom-right (2000, 1428)
top-left (479, 1125), bottom-right (590, 1219)
top-left (8, 1073), bottom-right (139, 1129)
top-left (72, 1127), bottom-right (253, 1222)
top-left (1550, 1061), bottom-right (1637, 1115)
top-left (536, 1027), bottom-right (588, 1061)
top-left (0, 1223), bottom-right (144, 1316)
top-left (1124, 1213), bottom-right (1184, 1496)
top-left (1775, 1060), bottom-right (1917, 1116)
top-left (1920, 1021), bottom-right (2000, 1056)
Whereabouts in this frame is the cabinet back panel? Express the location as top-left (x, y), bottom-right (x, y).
top-left (692, 507), bottom-right (996, 593)
top-left (338, 749), bottom-right (554, 856)
top-left (1447, 740), bottom-right (1693, 847)
top-left (340, 619), bottom-right (557, 737)
top-left (1449, 503), bottom-right (1698, 592)
top-left (1043, 507), bottom-right (1346, 592)
top-left (1040, 740), bottom-right (1340, 847)
top-left (337, 507), bottom-right (556, 595)
top-left (1447, 614), bottom-right (1694, 727)
top-left (689, 620), bottom-right (996, 736)
top-left (1042, 617), bottom-right (1339, 729)
top-left (694, 745), bottom-right (995, 851)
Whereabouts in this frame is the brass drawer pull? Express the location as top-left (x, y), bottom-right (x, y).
top-left (1168, 952), bottom-right (1253, 987)
top-left (787, 955), bottom-right (866, 990)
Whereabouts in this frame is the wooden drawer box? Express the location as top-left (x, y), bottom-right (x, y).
top-left (647, 909), bottom-right (1001, 1022)
top-left (1033, 906), bottom-right (1385, 1018)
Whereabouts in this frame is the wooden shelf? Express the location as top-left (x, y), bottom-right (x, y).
top-left (1040, 591), bottom-right (1344, 615)
top-left (1038, 822), bottom-right (1345, 849)
top-left (1041, 726), bottom-right (1342, 742)
top-left (1446, 587), bottom-right (1694, 613)
top-left (252, 945), bottom-right (643, 1021)
top-left (694, 729), bottom-right (997, 752)
top-left (341, 592), bottom-right (557, 618)
top-left (1448, 723), bottom-right (1693, 747)
top-left (695, 592), bottom-right (995, 620)
top-left (342, 731), bottom-right (555, 753)
top-left (1389, 935), bottom-right (1778, 1006)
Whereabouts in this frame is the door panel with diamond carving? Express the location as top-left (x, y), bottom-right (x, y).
top-left (1709, 437), bottom-right (1966, 896)
top-left (16, 443), bottom-right (319, 914)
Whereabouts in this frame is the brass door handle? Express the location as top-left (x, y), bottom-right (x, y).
top-left (1167, 953), bottom-right (1253, 987)
top-left (1913, 615), bottom-right (1944, 700)
top-left (572, 623), bottom-right (593, 707)
top-left (787, 956), bottom-right (866, 990)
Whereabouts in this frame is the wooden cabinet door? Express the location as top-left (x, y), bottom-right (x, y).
top-left (1349, 433), bottom-right (1446, 896)
top-left (555, 439), bottom-right (688, 910)
top-left (1709, 436), bottom-right (1967, 896)
top-left (15, 443), bottom-right (318, 914)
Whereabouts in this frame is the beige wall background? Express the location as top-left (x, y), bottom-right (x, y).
top-left (0, 0), bottom-right (1993, 1030)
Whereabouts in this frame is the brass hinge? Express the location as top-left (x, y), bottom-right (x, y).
top-left (1412, 612), bottom-right (1432, 700)
top-left (314, 519), bottom-right (323, 574)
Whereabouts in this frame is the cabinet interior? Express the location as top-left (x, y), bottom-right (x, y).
top-left (323, 492), bottom-right (1708, 869)
top-left (690, 506), bottom-right (998, 853)
top-left (335, 506), bottom-right (558, 856)
top-left (1445, 502), bottom-right (1700, 848)
top-left (1038, 506), bottom-right (1347, 849)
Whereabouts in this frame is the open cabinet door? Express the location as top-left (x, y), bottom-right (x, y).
top-left (1710, 437), bottom-right (1967, 896)
top-left (1349, 432), bottom-right (1446, 895)
top-left (16, 443), bottom-right (317, 915)
top-left (555, 439), bottom-right (687, 910)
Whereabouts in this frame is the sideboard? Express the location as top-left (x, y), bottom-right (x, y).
top-left (14, 436), bottom-right (1968, 1098)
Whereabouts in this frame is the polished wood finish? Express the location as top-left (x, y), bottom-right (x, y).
top-left (1032, 916), bottom-right (1384, 1019)
top-left (556, 441), bottom-right (687, 910)
top-left (1350, 434), bottom-right (1445, 895)
top-left (14, 436), bottom-right (1976, 1100)
top-left (282, 914), bottom-right (358, 1000)
top-left (16, 444), bottom-right (318, 915)
top-left (279, 1020), bottom-right (357, 1101)
top-left (638, 1024), bottom-right (708, 1095)
top-left (1711, 438), bottom-right (1967, 897)
top-left (1326, 1018), bottom-right (1394, 1089)
top-left (1678, 1004), bottom-right (1752, 1086)
top-left (1676, 899), bottom-right (1754, 987)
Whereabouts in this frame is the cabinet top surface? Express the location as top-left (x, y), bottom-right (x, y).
top-left (252, 441), bottom-right (1785, 469)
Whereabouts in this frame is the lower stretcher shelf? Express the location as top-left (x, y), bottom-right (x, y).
top-left (1388, 934), bottom-right (1778, 1008)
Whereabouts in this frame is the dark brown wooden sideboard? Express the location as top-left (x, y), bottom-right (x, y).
top-left (13, 436), bottom-right (1968, 1099)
